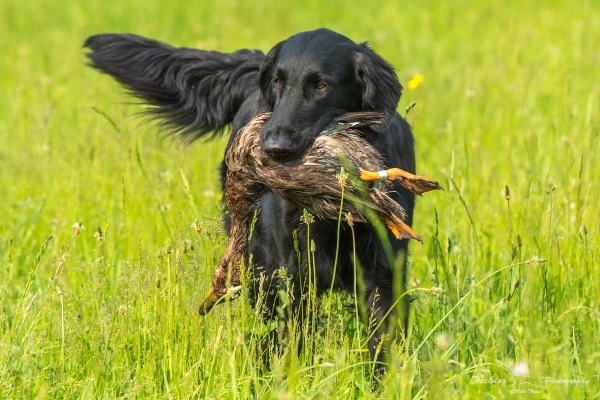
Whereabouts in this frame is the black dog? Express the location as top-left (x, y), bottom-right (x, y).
top-left (84, 28), bottom-right (416, 377)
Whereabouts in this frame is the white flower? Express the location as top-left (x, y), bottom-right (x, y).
top-left (512, 361), bottom-right (529, 377)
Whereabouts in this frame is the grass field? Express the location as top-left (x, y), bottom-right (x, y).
top-left (1, 0), bottom-right (599, 398)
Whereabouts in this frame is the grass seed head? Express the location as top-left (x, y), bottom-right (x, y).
top-left (501, 185), bottom-right (512, 201)
top-left (300, 210), bottom-right (314, 225)
top-left (72, 222), bottom-right (85, 235)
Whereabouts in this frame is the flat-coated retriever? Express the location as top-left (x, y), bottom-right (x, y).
top-left (84, 28), bottom-right (416, 377)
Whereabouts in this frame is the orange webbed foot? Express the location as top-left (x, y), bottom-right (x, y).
top-left (360, 168), bottom-right (442, 195)
top-left (384, 215), bottom-right (423, 243)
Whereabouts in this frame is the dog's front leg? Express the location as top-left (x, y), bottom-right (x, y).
top-left (366, 245), bottom-right (410, 383)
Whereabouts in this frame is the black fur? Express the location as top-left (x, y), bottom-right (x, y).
top-left (84, 28), bottom-right (416, 377)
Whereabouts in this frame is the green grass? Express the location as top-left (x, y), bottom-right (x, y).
top-left (1, 0), bottom-right (599, 398)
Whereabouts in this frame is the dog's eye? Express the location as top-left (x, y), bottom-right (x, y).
top-left (274, 78), bottom-right (284, 88)
top-left (314, 81), bottom-right (327, 91)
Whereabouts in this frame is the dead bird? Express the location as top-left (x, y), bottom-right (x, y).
top-left (199, 111), bottom-right (441, 315)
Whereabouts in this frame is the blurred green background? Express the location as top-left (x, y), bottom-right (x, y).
top-left (1, 0), bottom-right (598, 398)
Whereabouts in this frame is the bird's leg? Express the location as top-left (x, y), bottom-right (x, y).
top-left (384, 214), bottom-right (423, 243)
top-left (198, 222), bottom-right (246, 316)
top-left (198, 281), bottom-right (242, 316)
top-left (198, 254), bottom-right (243, 316)
top-left (360, 168), bottom-right (442, 196)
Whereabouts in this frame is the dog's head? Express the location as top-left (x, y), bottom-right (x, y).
top-left (258, 28), bottom-right (402, 162)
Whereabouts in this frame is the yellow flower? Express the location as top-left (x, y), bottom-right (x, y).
top-left (407, 73), bottom-right (424, 90)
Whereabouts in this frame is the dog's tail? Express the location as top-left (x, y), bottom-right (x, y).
top-left (84, 34), bottom-right (265, 142)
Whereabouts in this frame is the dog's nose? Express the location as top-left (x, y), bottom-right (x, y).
top-left (262, 126), bottom-right (298, 161)
top-left (263, 144), bottom-right (293, 160)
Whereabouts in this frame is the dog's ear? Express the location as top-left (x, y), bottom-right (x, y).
top-left (354, 43), bottom-right (402, 117)
top-left (258, 42), bottom-right (282, 109)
